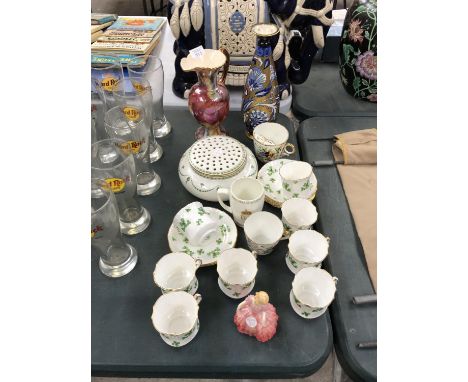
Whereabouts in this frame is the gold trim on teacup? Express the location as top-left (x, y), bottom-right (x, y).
top-left (265, 189), bottom-right (317, 208)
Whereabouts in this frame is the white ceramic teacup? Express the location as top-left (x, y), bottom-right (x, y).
top-left (253, 122), bottom-right (296, 163)
top-left (244, 211), bottom-right (284, 255)
top-left (173, 202), bottom-right (217, 246)
top-left (281, 198), bottom-right (318, 237)
top-left (290, 267), bottom-right (337, 319)
top-left (286, 230), bottom-right (330, 274)
top-left (153, 252), bottom-right (202, 294)
top-left (217, 248), bottom-right (257, 299)
top-left (217, 177), bottom-right (265, 227)
top-left (151, 291), bottom-right (202, 347)
top-left (279, 161), bottom-right (314, 199)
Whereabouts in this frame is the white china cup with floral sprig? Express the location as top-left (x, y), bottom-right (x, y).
top-left (217, 177), bottom-right (265, 227)
top-left (253, 122), bottom-right (296, 163)
top-left (281, 198), bottom-right (318, 238)
top-left (151, 291), bottom-right (202, 347)
top-left (286, 230), bottom-right (330, 274)
top-left (153, 252), bottom-right (202, 294)
top-left (244, 211), bottom-right (284, 255)
top-left (279, 161), bottom-right (315, 199)
top-left (173, 202), bottom-right (218, 246)
top-left (290, 267), bottom-right (337, 319)
top-left (216, 248), bottom-right (258, 299)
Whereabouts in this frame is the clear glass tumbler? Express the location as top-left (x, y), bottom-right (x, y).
top-left (91, 53), bottom-right (123, 102)
top-left (91, 178), bottom-right (138, 277)
top-left (127, 56), bottom-right (172, 138)
top-left (104, 105), bottom-right (161, 196)
top-left (91, 139), bottom-right (151, 235)
top-left (91, 78), bottom-right (109, 141)
top-left (113, 78), bottom-right (164, 162)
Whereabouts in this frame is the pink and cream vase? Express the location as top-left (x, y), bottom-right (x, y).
top-left (181, 49), bottom-right (230, 139)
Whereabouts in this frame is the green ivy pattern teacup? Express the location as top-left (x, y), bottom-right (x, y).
top-left (279, 161), bottom-right (315, 200)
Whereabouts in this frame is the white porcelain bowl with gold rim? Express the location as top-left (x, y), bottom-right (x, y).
top-left (178, 136), bottom-right (258, 201)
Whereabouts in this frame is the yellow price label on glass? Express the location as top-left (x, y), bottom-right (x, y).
top-left (119, 140), bottom-right (142, 154)
top-left (132, 81), bottom-right (149, 95)
top-left (122, 106), bottom-right (140, 121)
top-left (101, 75), bottom-right (118, 91)
top-left (104, 177), bottom-right (126, 193)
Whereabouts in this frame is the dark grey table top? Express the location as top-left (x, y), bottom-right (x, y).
top-left (297, 117), bottom-right (377, 382)
top-left (292, 63), bottom-right (377, 120)
top-left (92, 111), bottom-right (333, 378)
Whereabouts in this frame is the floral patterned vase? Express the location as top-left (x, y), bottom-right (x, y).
top-left (339, 0), bottom-right (377, 102)
top-left (242, 24), bottom-right (280, 138)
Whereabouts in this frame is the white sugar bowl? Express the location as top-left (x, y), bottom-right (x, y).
top-left (178, 136), bottom-right (258, 202)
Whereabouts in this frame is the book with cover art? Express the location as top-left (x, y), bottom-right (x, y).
top-left (91, 21), bottom-right (114, 34)
top-left (91, 13), bottom-right (118, 25)
top-left (92, 52), bottom-right (150, 67)
top-left (91, 33), bottom-right (161, 55)
top-left (107, 16), bottom-right (166, 32)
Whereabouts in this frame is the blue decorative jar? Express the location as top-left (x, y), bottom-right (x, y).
top-left (242, 23), bottom-right (280, 138)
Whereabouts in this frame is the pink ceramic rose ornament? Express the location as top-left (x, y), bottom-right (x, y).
top-left (234, 291), bottom-right (278, 342)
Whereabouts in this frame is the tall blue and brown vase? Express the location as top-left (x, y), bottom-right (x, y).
top-left (339, 0), bottom-right (377, 102)
top-left (242, 23), bottom-right (280, 138)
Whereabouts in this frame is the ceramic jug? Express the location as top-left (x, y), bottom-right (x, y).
top-left (339, 0), bottom-right (377, 102)
top-left (181, 48), bottom-right (230, 139)
top-left (242, 23), bottom-right (280, 138)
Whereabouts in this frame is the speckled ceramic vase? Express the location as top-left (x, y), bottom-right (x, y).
top-left (339, 0), bottom-right (377, 102)
top-left (242, 23), bottom-right (280, 139)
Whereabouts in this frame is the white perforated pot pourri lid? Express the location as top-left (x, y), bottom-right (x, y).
top-left (188, 136), bottom-right (247, 179)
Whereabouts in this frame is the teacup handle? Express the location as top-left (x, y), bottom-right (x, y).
top-left (326, 237), bottom-right (331, 243)
top-left (280, 227), bottom-right (291, 240)
top-left (217, 188), bottom-right (232, 213)
top-left (195, 258), bottom-right (202, 269)
top-left (194, 293), bottom-right (202, 304)
top-left (332, 277), bottom-right (339, 284)
top-left (283, 143), bottom-right (296, 156)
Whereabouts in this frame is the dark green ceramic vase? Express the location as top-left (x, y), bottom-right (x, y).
top-left (339, 0), bottom-right (377, 102)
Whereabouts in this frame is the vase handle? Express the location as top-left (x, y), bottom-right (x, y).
top-left (219, 48), bottom-right (230, 85)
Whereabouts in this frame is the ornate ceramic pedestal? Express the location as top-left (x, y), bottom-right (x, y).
top-left (168, 0), bottom-right (292, 99)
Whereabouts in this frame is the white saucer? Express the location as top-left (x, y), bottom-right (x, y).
top-left (167, 207), bottom-right (237, 266)
top-left (257, 159), bottom-right (317, 208)
top-left (289, 290), bottom-right (326, 319)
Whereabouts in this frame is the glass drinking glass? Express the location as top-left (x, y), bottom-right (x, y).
top-left (113, 78), bottom-right (164, 162)
top-left (104, 105), bottom-right (161, 196)
top-left (91, 139), bottom-right (151, 235)
top-left (91, 53), bottom-right (124, 97)
top-left (91, 78), bottom-right (109, 141)
top-left (91, 178), bottom-right (138, 277)
top-left (127, 56), bottom-right (172, 138)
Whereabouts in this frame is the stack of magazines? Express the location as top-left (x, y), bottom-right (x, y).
top-left (91, 16), bottom-right (166, 67)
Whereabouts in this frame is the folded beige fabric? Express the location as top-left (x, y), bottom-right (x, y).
top-left (332, 128), bottom-right (377, 291)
